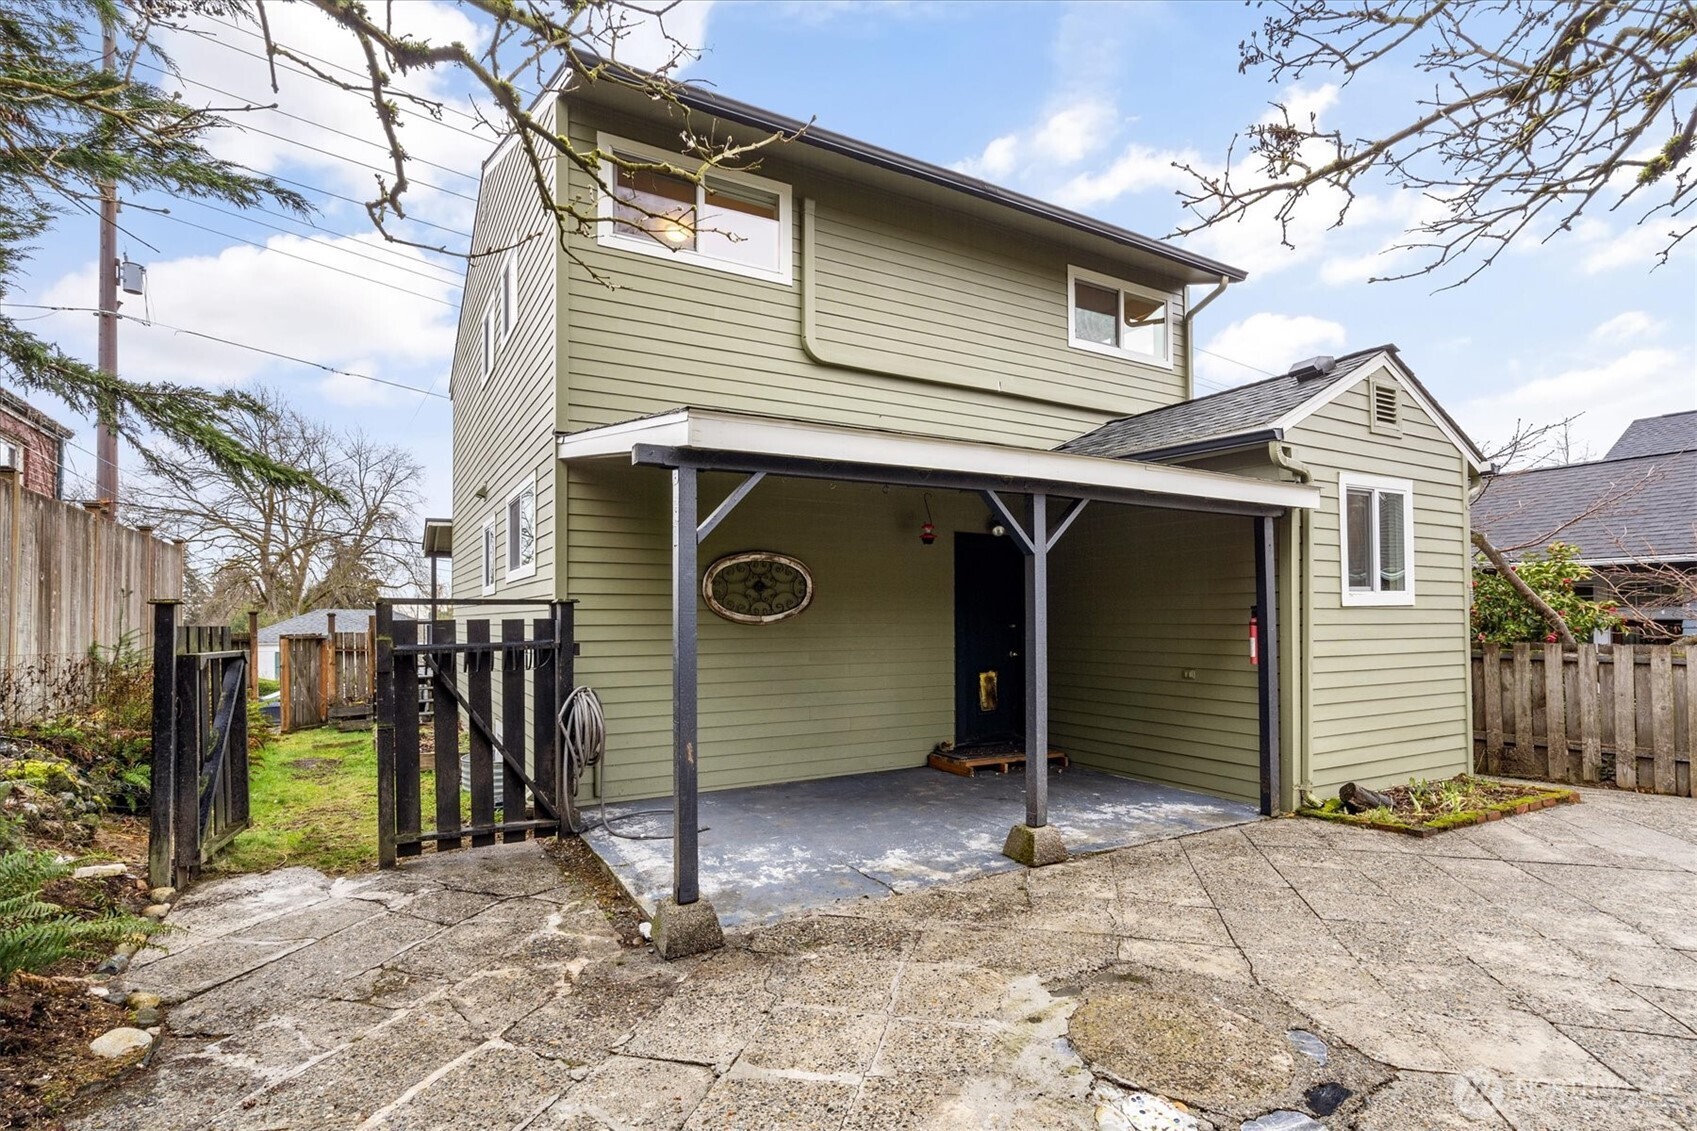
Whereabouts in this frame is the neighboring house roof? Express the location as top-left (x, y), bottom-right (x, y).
top-left (1603, 410), bottom-right (1696, 460)
top-left (1473, 450), bottom-right (1697, 565)
top-left (256, 609), bottom-right (373, 646)
top-left (0, 386), bottom-right (74, 439)
top-left (1058, 346), bottom-right (1488, 470)
top-left (544, 59), bottom-right (1245, 286)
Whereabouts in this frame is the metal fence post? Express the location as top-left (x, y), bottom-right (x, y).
top-left (147, 600), bottom-right (179, 889)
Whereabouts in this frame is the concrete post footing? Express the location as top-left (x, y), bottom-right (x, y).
top-left (1003, 823), bottom-right (1067, 866)
top-left (651, 897), bottom-right (725, 959)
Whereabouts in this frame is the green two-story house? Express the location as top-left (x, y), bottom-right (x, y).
top-left (447, 71), bottom-right (1488, 953)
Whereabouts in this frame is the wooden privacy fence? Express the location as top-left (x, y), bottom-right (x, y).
top-left (277, 615), bottom-right (376, 731)
top-left (374, 599), bottom-right (575, 866)
top-left (148, 602), bottom-right (251, 889)
top-left (1473, 644), bottom-right (1693, 797)
top-left (0, 475), bottom-right (184, 721)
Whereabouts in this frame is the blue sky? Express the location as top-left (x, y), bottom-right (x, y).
top-left (12, 0), bottom-right (1695, 528)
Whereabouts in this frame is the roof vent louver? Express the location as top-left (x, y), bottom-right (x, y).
top-left (1287, 356), bottom-right (1336, 381)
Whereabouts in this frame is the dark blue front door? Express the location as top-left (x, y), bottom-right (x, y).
top-left (954, 532), bottom-right (1025, 748)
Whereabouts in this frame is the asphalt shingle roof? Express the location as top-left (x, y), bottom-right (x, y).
top-left (1603, 410), bottom-right (1696, 460)
top-left (1473, 450), bottom-right (1697, 564)
top-left (256, 609), bottom-right (373, 646)
top-left (1058, 348), bottom-right (1386, 458)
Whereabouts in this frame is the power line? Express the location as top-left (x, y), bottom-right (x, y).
top-left (136, 57), bottom-right (487, 184)
top-left (140, 211), bottom-right (459, 307)
top-left (1195, 348), bottom-right (1278, 379)
top-left (243, 167), bottom-right (472, 241)
top-left (3, 304), bottom-right (450, 400)
top-left (166, 196), bottom-right (465, 289)
top-left (218, 118), bottom-right (481, 204)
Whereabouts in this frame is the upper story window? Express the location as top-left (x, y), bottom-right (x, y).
top-left (1066, 266), bottom-right (1174, 369)
top-left (499, 258), bottom-right (514, 341)
top-left (481, 521), bottom-right (496, 594)
top-left (1339, 472), bottom-right (1415, 606)
top-left (596, 131), bottom-right (793, 285)
top-left (506, 479), bottom-right (536, 581)
top-left (0, 437), bottom-right (19, 472)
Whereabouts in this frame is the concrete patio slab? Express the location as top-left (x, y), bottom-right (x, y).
top-left (582, 765), bottom-right (1258, 925)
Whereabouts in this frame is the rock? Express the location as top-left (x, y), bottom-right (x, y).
top-left (72, 863), bottom-right (126, 880)
top-left (89, 1027), bottom-right (153, 1059)
top-left (1094, 1084), bottom-right (1204, 1131)
top-left (126, 991), bottom-right (162, 1009)
top-left (1303, 1083), bottom-right (1350, 1117)
top-left (132, 1006), bottom-right (161, 1026)
top-left (149, 887), bottom-right (177, 903)
top-left (1003, 822), bottom-right (1068, 866)
top-left (143, 904), bottom-right (171, 919)
top-left (95, 953), bottom-right (130, 976)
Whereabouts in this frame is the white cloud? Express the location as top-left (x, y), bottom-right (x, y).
top-left (1590, 311), bottom-right (1663, 345)
top-left (1053, 143), bottom-right (1198, 209)
top-left (1576, 220), bottom-right (1692, 274)
top-left (40, 234), bottom-right (458, 397)
top-left (1458, 347), bottom-right (1695, 460)
top-left (955, 99), bottom-right (1120, 180)
top-left (1197, 313), bottom-right (1347, 388)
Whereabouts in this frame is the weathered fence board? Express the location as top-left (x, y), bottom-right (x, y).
top-left (1472, 645), bottom-right (1692, 797)
top-left (0, 476), bottom-right (184, 721)
top-left (280, 635), bottom-right (326, 731)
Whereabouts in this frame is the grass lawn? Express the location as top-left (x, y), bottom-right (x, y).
top-left (211, 727), bottom-right (435, 876)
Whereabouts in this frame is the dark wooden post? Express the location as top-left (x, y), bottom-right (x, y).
top-left (551, 601), bottom-right (575, 839)
top-left (1254, 515), bottom-right (1282, 816)
top-left (172, 640), bottom-right (200, 888)
top-left (246, 610), bottom-right (259, 701)
top-left (394, 618), bottom-right (420, 857)
top-left (500, 618), bottom-right (527, 842)
top-left (432, 617), bottom-right (461, 850)
top-left (147, 600), bottom-right (179, 888)
top-left (278, 635), bottom-right (293, 733)
top-left (1024, 493), bottom-right (1050, 830)
top-left (672, 466), bottom-right (701, 905)
top-left (321, 614), bottom-right (336, 715)
top-left (375, 602), bottom-right (397, 867)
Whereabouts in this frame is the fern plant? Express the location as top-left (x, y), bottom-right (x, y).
top-left (0, 851), bottom-right (155, 981)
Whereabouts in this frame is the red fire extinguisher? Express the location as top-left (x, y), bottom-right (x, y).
top-left (1249, 607), bottom-right (1259, 667)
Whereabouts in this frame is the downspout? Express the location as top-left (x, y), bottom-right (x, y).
top-left (1267, 441), bottom-right (1314, 804)
top-left (1182, 276), bottom-right (1231, 401)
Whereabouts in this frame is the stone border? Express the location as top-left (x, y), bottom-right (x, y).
top-left (1296, 789), bottom-right (1581, 838)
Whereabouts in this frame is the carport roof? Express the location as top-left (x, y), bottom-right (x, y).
top-left (555, 408), bottom-right (1321, 517)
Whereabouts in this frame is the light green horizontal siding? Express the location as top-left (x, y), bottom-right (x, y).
top-left (558, 103), bottom-right (1192, 445)
top-left (569, 465), bottom-right (995, 802)
top-left (1293, 374), bottom-right (1472, 792)
top-left (1050, 506), bottom-right (1260, 803)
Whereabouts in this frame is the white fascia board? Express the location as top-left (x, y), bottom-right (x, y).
top-left (559, 408), bottom-right (1320, 512)
top-left (1271, 352), bottom-right (1490, 474)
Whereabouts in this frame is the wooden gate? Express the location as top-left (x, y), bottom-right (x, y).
top-left (148, 602), bottom-right (251, 888)
top-left (279, 634), bottom-right (326, 731)
top-left (374, 599), bottom-right (575, 865)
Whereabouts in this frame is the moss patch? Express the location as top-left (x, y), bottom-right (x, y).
top-left (1298, 775), bottom-right (1579, 837)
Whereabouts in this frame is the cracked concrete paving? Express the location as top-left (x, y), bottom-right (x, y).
top-left (69, 785), bottom-right (1697, 1130)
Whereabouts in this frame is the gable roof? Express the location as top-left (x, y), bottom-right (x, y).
top-left (256, 609), bottom-right (373, 647)
top-left (1604, 410), bottom-right (1696, 460)
top-left (1473, 450), bottom-right (1697, 565)
top-left (551, 60), bottom-right (1246, 287)
top-left (1059, 346), bottom-right (1488, 471)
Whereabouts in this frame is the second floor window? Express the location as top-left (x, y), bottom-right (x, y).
top-left (598, 132), bottom-right (793, 285)
top-left (481, 522), bottom-right (496, 594)
top-left (506, 481), bottom-right (536, 580)
top-left (1067, 267), bottom-right (1173, 368)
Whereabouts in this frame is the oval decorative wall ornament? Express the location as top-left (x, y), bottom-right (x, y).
top-left (702, 551), bottom-right (814, 624)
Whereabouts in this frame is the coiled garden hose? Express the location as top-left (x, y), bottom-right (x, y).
top-left (556, 686), bottom-right (677, 840)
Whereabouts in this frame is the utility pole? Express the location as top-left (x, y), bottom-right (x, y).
top-left (95, 20), bottom-right (120, 520)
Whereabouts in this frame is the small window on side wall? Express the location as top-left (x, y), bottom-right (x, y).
top-left (481, 521), bottom-right (496, 594)
top-left (506, 480), bottom-right (536, 581)
top-left (1067, 267), bottom-right (1173, 368)
top-left (1340, 473), bottom-right (1414, 606)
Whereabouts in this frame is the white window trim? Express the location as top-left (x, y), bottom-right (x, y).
top-left (1065, 265), bottom-right (1176, 370)
top-left (504, 475), bottom-right (537, 582)
top-left (500, 257), bottom-right (515, 342)
top-left (1338, 472), bottom-right (1416, 607)
top-left (479, 305), bottom-right (494, 385)
top-left (480, 520), bottom-right (497, 594)
top-left (594, 130), bottom-right (795, 286)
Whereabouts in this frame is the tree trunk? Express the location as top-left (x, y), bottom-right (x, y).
top-left (1471, 530), bottom-right (1578, 648)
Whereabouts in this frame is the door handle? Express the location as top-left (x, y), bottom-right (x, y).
top-left (1008, 650), bottom-right (1019, 658)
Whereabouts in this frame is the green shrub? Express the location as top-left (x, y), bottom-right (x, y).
top-left (1471, 542), bottom-right (1623, 645)
top-left (0, 851), bottom-right (156, 981)
top-left (256, 677), bottom-right (280, 697)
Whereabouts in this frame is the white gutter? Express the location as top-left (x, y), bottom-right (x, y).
top-left (1182, 275), bottom-right (1231, 401)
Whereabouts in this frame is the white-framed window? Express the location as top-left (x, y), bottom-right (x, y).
top-left (1066, 265), bottom-right (1175, 368)
top-left (0, 437), bottom-right (19, 472)
top-left (499, 257), bottom-right (515, 342)
top-left (479, 306), bottom-right (494, 384)
top-left (1339, 472), bottom-right (1415, 606)
top-left (595, 131), bottom-right (794, 285)
top-left (505, 478), bottom-right (536, 581)
top-left (480, 520), bottom-right (497, 594)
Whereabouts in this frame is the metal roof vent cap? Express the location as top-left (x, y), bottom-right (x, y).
top-left (1287, 356), bottom-right (1336, 381)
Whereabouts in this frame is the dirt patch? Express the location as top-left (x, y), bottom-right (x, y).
top-left (1299, 774), bottom-right (1578, 835)
top-left (284, 758), bottom-right (344, 774)
top-left (0, 979), bottom-right (138, 1129)
top-left (543, 836), bottom-right (649, 949)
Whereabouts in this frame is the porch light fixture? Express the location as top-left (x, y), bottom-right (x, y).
top-left (987, 514), bottom-right (1007, 538)
top-left (920, 493), bottom-right (936, 545)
